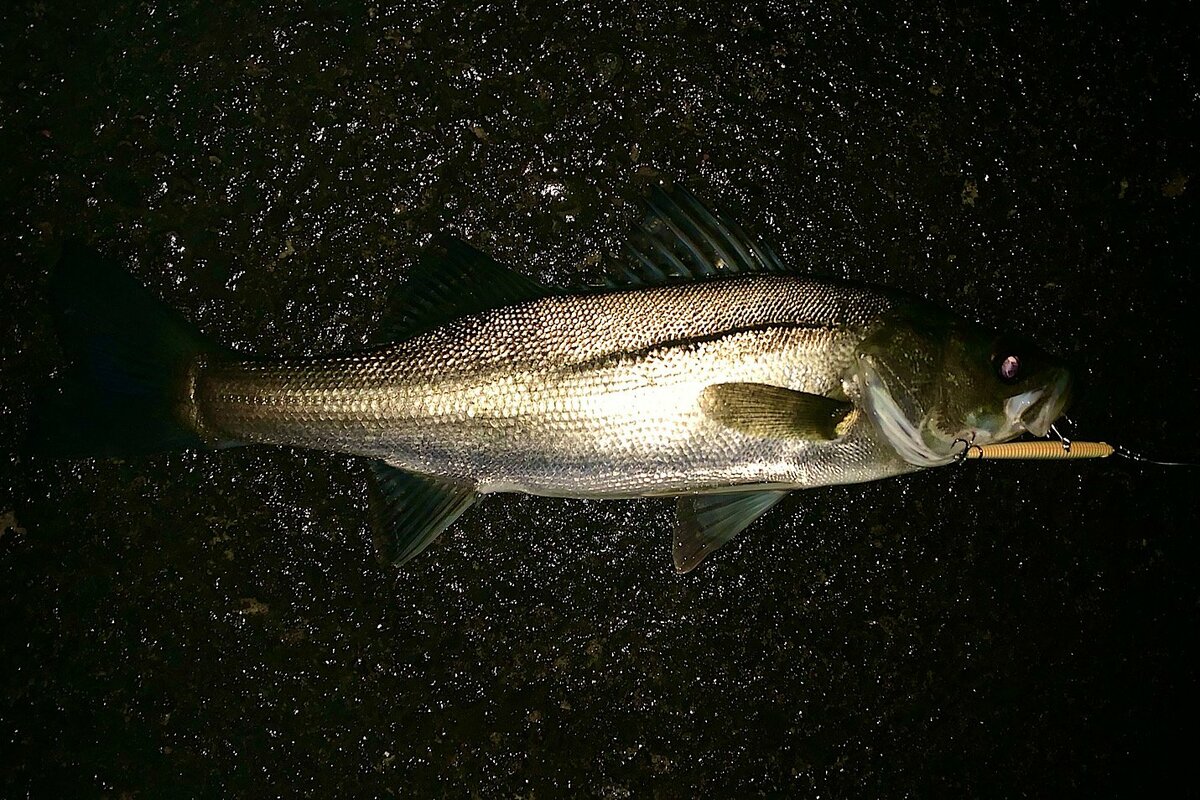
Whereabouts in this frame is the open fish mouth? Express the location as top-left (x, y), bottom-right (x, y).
top-left (1005, 388), bottom-right (1046, 432)
top-left (1012, 369), bottom-right (1073, 437)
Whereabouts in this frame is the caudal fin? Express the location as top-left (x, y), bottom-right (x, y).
top-left (31, 242), bottom-right (232, 457)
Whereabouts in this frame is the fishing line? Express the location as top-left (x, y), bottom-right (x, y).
top-left (1111, 445), bottom-right (1199, 468)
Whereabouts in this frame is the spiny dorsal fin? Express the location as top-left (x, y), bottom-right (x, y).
top-left (377, 236), bottom-right (554, 342)
top-left (699, 383), bottom-right (854, 440)
top-left (674, 490), bottom-right (791, 573)
top-left (368, 461), bottom-right (479, 566)
top-left (602, 186), bottom-right (789, 288)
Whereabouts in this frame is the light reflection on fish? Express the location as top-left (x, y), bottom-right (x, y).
top-left (37, 187), bottom-right (1073, 571)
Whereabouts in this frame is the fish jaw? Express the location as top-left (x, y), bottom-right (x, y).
top-left (1014, 367), bottom-right (1072, 437)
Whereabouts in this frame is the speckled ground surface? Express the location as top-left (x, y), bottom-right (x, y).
top-left (2, 2), bottom-right (1198, 796)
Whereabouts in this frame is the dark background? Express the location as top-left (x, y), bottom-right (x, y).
top-left (2, 1), bottom-right (1198, 796)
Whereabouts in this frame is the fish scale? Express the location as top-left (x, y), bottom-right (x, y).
top-left (194, 274), bottom-right (911, 498)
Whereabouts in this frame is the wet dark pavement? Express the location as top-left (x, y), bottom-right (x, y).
top-left (2, 2), bottom-right (1198, 796)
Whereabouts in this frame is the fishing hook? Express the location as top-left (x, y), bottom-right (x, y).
top-left (1048, 423), bottom-right (1071, 454)
top-left (952, 432), bottom-right (979, 464)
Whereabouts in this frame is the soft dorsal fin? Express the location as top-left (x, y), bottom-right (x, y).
top-left (601, 186), bottom-right (789, 288)
top-left (377, 236), bottom-right (554, 342)
top-left (368, 460), bottom-right (480, 566)
top-left (699, 383), bottom-right (854, 440)
top-left (674, 490), bottom-right (791, 573)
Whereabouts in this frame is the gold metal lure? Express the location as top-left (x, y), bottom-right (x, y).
top-left (967, 441), bottom-right (1114, 460)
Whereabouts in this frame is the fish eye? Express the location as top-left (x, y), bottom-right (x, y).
top-left (995, 353), bottom-right (1021, 383)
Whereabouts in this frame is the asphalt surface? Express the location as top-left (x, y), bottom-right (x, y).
top-left (2, 2), bottom-right (1198, 796)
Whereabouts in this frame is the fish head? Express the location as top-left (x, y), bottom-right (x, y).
top-left (855, 305), bottom-right (1074, 467)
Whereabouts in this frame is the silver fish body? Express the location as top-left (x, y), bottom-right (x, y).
top-left (44, 188), bottom-right (1073, 570)
top-left (194, 274), bottom-right (916, 498)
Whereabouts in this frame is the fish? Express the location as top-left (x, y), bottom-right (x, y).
top-left (34, 187), bottom-right (1074, 572)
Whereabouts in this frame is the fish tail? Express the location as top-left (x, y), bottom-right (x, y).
top-left (30, 242), bottom-right (235, 457)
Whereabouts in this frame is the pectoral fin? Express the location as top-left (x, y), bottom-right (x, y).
top-left (699, 382), bottom-right (853, 440)
top-left (674, 490), bottom-right (790, 573)
top-left (368, 461), bottom-right (479, 566)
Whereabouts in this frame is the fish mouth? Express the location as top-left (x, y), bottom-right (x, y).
top-left (1011, 369), bottom-right (1073, 437)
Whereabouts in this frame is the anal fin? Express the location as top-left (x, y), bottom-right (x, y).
top-left (368, 461), bottom-right (479, 566)
top-left (674, 490), bottom-right (790, 573)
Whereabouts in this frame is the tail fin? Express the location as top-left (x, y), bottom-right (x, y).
top-left (31, 242), bottom-right (232, 457)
